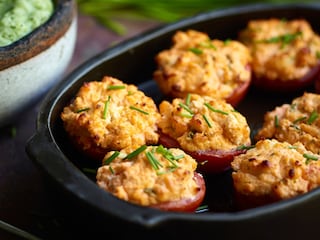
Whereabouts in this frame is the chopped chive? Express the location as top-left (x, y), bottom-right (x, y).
top-left (185, 93), bottom-right (191, 106)
top-left (290, 103), bottom-right (297, 110)
top-left (103, 96), bottom-right (111, 119)
top-left (156, 145), bottom-right (182, 160)
top-left (109, 166), bottom-right (114, 174)
top-left (224, 39), bottom-right (231, 45)
top-left (107, 85), bottom-right (126, 90)
top-left (76, 107), bottom-right (90, 113)
top-left (304, 153), bottom-right (318, 164)
top-left (145, 151), bottom-right (163, 170)
top-left (236, 144), bottom-right (255, 150)
top-left (290, 124), bottom-right (301, 130)
top-left (204, 103), bottom-right (228, 115)
top-left (288, 145), bottom-right (298, 149)
top-left (199, 40), bottom-right (216, 50)
top-left (103, 151), bottom-right (120, 165)
top-left (129, 106), bottom-right (149, 115)
top-left (293, 116), bottom-right (306, 124)
top-left (156, 145), bottom-right (182, 166)
top-left (179, 102), bottom-right (194, 115)
top-left (274, 115), bottom-right (279, 128)
top-left (307, 111), bottom-right (318, 124)
top-left (202, 114), bottom-right (212, 128)
top-left (316, 51), bottom-right (320, 59)
top-left (180, 113), bottom-right (193, 118)
top-left (259, 32), bottom-right (302, 46)
top-left (156, 166), bottom-right (178, 175)
top-left (189, 47), bottom-right (203, 55)
top-left (125, 145), bottom-right (147, 159)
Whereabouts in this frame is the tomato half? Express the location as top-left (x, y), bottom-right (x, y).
top-left (226, 75), bottom-right (251, 107)
top-left (252, 63), bottom-right (320, 92)
top-left (150, 172), bottom-right (206, 212)
top-left (158, 131), bottom-right (248, 174)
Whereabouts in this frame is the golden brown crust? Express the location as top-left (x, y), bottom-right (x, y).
top-left (255, 92), bottom-right (320, 154)
top-left (239, 18), bottom-right (320, 82)
top-left (61, 76), bottom-right (161, 161)
top-left (153, 29), bottom-right (252, 101)
top-left (158, 93), bottom-right (251, 152)
top-left (96, 146), bottom-right (201, 207)
top-left (231, 139), bottom-right (320, 209)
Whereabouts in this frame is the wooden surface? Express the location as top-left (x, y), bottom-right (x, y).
top-left (0, 13), bottom-right (159, 240)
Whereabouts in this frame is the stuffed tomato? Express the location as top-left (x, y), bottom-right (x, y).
top-left (157, 93), bottom-right (251, 174)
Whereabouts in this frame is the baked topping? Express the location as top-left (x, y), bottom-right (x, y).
top-left (61, 76), bottom-right (160, 154)
top-left (158, 93), bottom-right (251, 152)
top-left (96, 145), bottom-right (201, 206)
top-left (153, 29), bottom-right (252, 100)
top-left (231, 139), bottom-right (320, 200)
top-left (239, 18), bottom-right (320, 82)
top-left (255, 92), bottom-right (320, 154)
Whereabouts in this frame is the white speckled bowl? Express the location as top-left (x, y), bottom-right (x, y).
top-left (0, 0), bottom-right (77, 127)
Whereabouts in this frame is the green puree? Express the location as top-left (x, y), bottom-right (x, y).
top-left (0, 0), bottom-right (54, 47)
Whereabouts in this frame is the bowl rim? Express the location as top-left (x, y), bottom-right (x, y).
top-left (26, 1), bottom-right (320, 230)
top-left (0, 0), bottom-right (76, 71)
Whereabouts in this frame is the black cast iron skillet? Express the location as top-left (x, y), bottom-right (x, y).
top-left (26, 3), bottom-right (320, 239)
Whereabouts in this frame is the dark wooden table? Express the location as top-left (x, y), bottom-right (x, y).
top-left (0, 13), bottom-right (159, 240)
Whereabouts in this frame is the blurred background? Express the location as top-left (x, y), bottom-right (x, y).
top-left (76, 0), bottom-right (316, 35)
top-left (71, 0), bottom-right (317, 74)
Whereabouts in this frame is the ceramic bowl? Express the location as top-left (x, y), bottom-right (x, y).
top-left (26, 2), bottom-right (320, 239)
top-left (0, 0), bottom-right (77, 127)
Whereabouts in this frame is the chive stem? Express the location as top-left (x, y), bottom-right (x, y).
top-left (107, 85), bottom-right (126, 90)
top-left (129, 106), bottom-right (149, 115)
top-left (103, 96), bottom-right (111, 119)
top-left (103, 151), bottom-right (120, 165)
top-left (125, 145), bottom-right (147, 159)
top-left (202, 114), bottom-right (212, 128)
top-left (204, 103), bottom-right (228, 115)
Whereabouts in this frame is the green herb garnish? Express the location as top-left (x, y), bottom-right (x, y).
top-left (293, 116), bottom-right (307, 124)
top-left (179, 102), bottom-right (194, 115)
top-left (76, 107), bottom-right (90, 113)
top-left (125, 145), bottom-right (147, 159)
top-left (156, 145), bottom-right (182, 167)
top-left (202, 114), bottom-right (212, 128)
top-left (236, 144), bottom-right (255, 150)
top-left (274, 115), bottom-right (279, 128)
top-left (103, 151), bottom-right (120, 165)
top-left (185, 93), bottom-right (191, 106)
top-left (304, 153), bottom-right (319, 164)
top-left (199, 40), bottom-right (216, 50)
top-left (307, 111), bottom-right (318, 125)
top-left (145, 151), bottom-right (163, 170)
top-left (204, 103), bottom-right (228, 115)
top-left (103, 96), bottom-right (111, 119)
top-left (107, 85), bottom-right (126, 90)
top-left (189, 47), bottom-right (203, 55)
top-left (129, 106), bottom-right (149, 115)
top-left (259, 32), bottom-right (302, 47)
top-left (109, 166), bottom-right (115, 174)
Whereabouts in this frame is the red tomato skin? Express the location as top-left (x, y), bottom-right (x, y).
top-left (158, 131), bottom-right (247, 174)
top-left (253, 63), bottom-right (320, 92)
top-left (226, 64), bottom-right (252, 107)
top-left (150, 172), bottom-right (206, 212)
